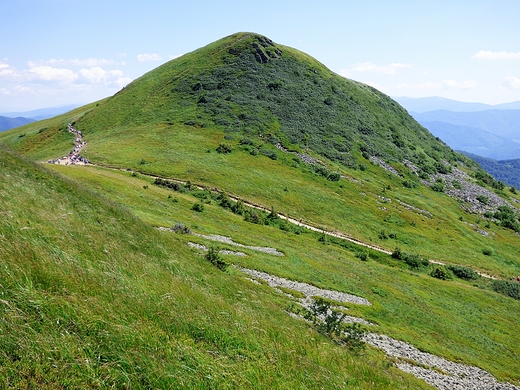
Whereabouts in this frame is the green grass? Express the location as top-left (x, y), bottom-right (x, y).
top-left (46, 163), bottom-right (520, 383)
top-left (0, 146), bottom-right (435, 389)
top-left (1, 31), bottom-right (520, 387)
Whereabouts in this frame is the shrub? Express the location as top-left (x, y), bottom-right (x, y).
top-left (260, 149), bottom-right (278, 160)
top-left (402, 180), bottom-right (418, 189)
top-left (452, 180), bottom-right (462, 189)
top-left (341, 323), bottom-right (366, 354)
top-left (431, 181), bottom-right (445, 192)
top-left (327, 172), bottom-right (341, 182)
top-left (216, 143), bottom-right (232, 154)
top-left (218, 192), bottom-right (233, 209)
top-left (231, 199), bottom-right (245, 215)
top-left (192, 202), bottom-right (204, 212)
top-left (303, 298), bottom-right (366, 353)
top-left (476, 195), bottom-right (489, 205)
top-left (435, 162), bottom-right (451, 174)
top-left (404, 253), bottom-right (429, 269)
top-left (491, 280), bottom-right (520, 300)
top-left (430, 266), bottom-right (453, 280)
top-left (205, 246), bottom-right (228, 271)
top-left (510, 186), bottom-right (517, 194)
top-left (355, 251), bottom-right (369, 261)
top-left (378, 230), bottom-right (388, 240)
top-left (172, 224), bottom-right (192, 234)
top-left (447, 265), bottom-right (480, 280)
top-left (391, 247), bottom-right (403, 260)
top-left (482, 248), bottom-right (493, 256)
top-left (244, 209), bottom-right (263, 224)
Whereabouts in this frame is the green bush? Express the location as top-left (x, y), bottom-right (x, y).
top-left (482, 248), bottom-right (493, 256)
top-left (205, 246), bottom-right (228, 271)
top-left (447, 265), bottom-right (480, 280)
top-left (491, 280), bottom-right (520, 300)
top-left (261, 149), bottom-right (278, 160)
top-left (476, 195), bottom-right (489, 205)
top-left (192, 202), bottom-right (205, 212)
top-left (431, 181), bottom-right (445, 192)
top-left (430, 266), bottom-right (453, 280)
top-left (452, 180), bottom-right (462, 189)
top-left (216, 143), bottom-right (232, 154)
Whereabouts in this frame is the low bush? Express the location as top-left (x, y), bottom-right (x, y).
top-left (482, 248), bottom-right (493, 256)
top-left (447, 265), bottom-right (480, 280)
top-left (205, 246), bottom-right (228, 271)
top-left (172, 223), bottom-right (192, 234)
top-left (192, 202), bottom-right (205, 212)
top-left (216, 143), bottom-right (232, 154)
top-left (476, 195), bottom-right (489, 205)
top-left (430, 266), bottom-right (453, 280)
top-left (491, 280), bottom-right (520, 300)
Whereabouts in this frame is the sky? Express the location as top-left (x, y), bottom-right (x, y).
top-left (1, 0), bottom-right (520, 112)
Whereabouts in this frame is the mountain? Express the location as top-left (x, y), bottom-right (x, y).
top-left (394, 96), bottom-right (520, 113)
top-left (0, 115), bottom-right (35, 132)
top-left (410, 109), bottom-right (520, 160)
top-left (462, 151), bottom-right (520, 189)
top-left (0, 33), bottom-right (519, 388)
top-left (0, 104), bottom-right (81, 120)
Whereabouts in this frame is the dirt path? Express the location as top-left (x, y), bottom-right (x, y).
top-left (47, 123), bottom-right (89, 166)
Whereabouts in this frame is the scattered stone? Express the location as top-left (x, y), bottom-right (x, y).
top-left (187, 242), bottom-right (247, 256)
top-left (237, 266), bottom-right (371, 306)
top-left (194, 233), bottom-right (284, 256)
top-left (369, 156), bottom-right (400, 176)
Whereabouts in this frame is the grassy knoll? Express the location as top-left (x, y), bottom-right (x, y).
top-left (0, 146), bottom-right (434, 388)
top-left (49, 163), bottom-right (520, 383)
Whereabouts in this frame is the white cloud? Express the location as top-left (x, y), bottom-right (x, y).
top-left (115, 77), bottom-right (132, 88)
top-left (472, 50), bottom-right (520, 60)
top-left (502, 76), bottom-right (520, 89)
top-left (341, 61), bottom-right (413, 77)
top-left (29, 65), bottom-right (78, 83)
top-left (78, 67), bottom-right (123, 84)
top-left (137, 53), bottom-right (162, 62)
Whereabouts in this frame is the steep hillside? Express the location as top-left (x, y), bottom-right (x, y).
top-left (2, 145), bottom-right (438, 389)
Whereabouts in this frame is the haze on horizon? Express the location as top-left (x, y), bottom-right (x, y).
top-left (2, 0), bottom-right (519, 112)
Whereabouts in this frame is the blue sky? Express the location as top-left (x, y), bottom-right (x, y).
top-left (2, 0), bottom-right (520, 111)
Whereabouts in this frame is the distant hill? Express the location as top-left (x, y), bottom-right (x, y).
top-left (0, 104), bottom-right (80, 121)
top-left (0, 115), bottom-right (35, 132)
top-left (394, 96), bottom-right (520, 113)
top-left (462, 151), bottom-right (520, 189)
top-left (395, 97), bottom-right (520, 160)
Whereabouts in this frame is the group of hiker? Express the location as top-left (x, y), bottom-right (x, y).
top-left (47, 123), bottom-right (89, 165)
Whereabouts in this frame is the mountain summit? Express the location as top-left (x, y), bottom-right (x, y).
top-left (75, 32), bottom-right (457, 171)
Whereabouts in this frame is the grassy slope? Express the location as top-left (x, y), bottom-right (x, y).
top-left (0, 31), bottom-right (519, 386)
top-left (48, 164), bottom-right (520, 383)
top-left (1, 33), bottom-right (518, 278)
top-left (0, 146), bottom-right (433, 389)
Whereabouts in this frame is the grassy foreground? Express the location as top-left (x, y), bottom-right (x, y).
top-left (48, 163), bottom-right (520, 384)
top-left (0, 146), bottom-right (434, 388)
